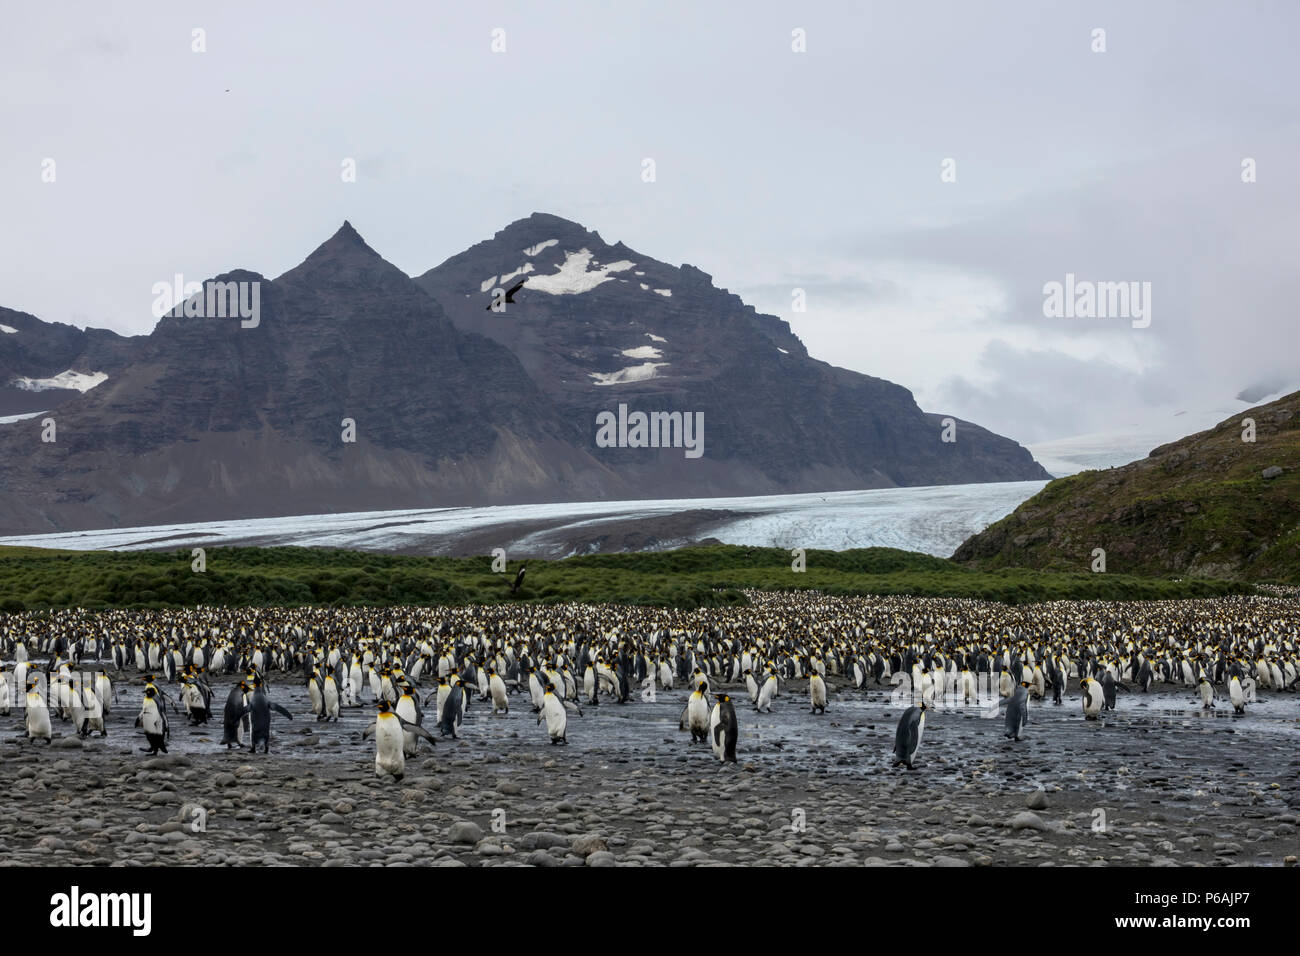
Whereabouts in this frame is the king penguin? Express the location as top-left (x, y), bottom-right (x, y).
top-left (680, 681), bottom-right (711, 743)
top-left (538, 683), bottom-right (567, 744)
top-left (1005, 681), bottom-right (1029, 741)
top-left (247, 680), bottom-right (293, 754)
top-left (893, 702), bottom-right (926, 770)
top-left (25, 679), bottom-right (52, 743)
top-left (363, 699), bottom-right (436, 779)
top-left (135, 686), bottom-right (168, 755)
top-left (709, 693), bottom-right (738, 763)
top-left (1080, 677), bottom-right (1103, 720)
top-left (808, 672), bottom-right (828, 715)
top-left (1229, 675), bottom-right (1246, 714)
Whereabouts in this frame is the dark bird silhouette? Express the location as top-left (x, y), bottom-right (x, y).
top-left (485, 280), bottom-right (526, 311)
top-left (510, 565), bottom-right (527, 595)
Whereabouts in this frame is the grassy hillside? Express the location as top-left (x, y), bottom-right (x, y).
top-left (0, 543), bottom-right (1252, 612)
top-left (954, 390), bottom-right (1300, 582)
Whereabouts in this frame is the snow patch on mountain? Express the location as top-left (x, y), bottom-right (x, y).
top-left (480, 275), bottom-right (498, 293)
top-left (653, 288), bottom-right (672, 297)
top-left (498, 263), bottom-right (535, 285)
top-left (0, 324), bottom-right (16, 334)
top-left (645, 333), bottom-right (666, 343)
top-left (0, 410), bottom-right (46, 425)
top-left (13, 370), bottom-right (108, 393)
top-left (523, 239), bottom-right (558, 257)
top-left (525, 249), bottom-right (635, 295)
top-left (620, 345), bottom-right (663, 360)
top-left (589, 362), bottom-right (667, 386)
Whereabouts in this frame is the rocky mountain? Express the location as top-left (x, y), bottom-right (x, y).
top-left (416, 213), bottom-right (1048, 498)
top-left (0, 215), bottom-right (1047, 535)
top-left (953, 390), bottom-right (1300, 581)
top-left (0, 307), bottom-right (134, 418)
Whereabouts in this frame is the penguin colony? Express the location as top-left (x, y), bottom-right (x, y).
top-left (1, 591), bottom-right (1296, 777)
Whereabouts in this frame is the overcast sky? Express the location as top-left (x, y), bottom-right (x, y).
top-left (3, 0), bottom-right (1296, 445)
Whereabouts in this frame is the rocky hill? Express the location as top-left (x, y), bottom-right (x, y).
top-left (953, 390), bottom-right (1300, 581)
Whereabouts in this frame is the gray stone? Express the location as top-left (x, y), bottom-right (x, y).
top-left (448, 821), bottom-right (483, 844)
top-left (572, 833), bottom-right (608, 856)
top-left (1011, 812), bottom-right (1048, 831)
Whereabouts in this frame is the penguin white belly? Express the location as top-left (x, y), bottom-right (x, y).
top-left (27, 694), bottom-right (52, 739)
top-left (1082, 682), bottom-right (1102, 718)
top-left (687, 696), bottom-right (710, 734)
top-left (141, 701), bottom-right (165, 736)
top-left (375, 714), bottom-right (405, 777)
top-left (396, 697), bottom-right (419, 755)
top-left (757, 678), bottom-right (776, 712)
top-left (542, 695), bottom-right (567, 741)
top-left (489, 676), bottom-right (508, 713)
top-left (0, 679), bottom-right (9, 714)
top-left (324, 680), bottom-right (340, 718)
top-left (708, 704), bottom-right (723, 760)
top-left (82, 688), bottom-right (104, 730)
top-left (810, 676), bottom-right (827, 710)
top-left (1229, 678), bottom-right (1245, 713)
top-left (56, 681), bottom-right (74, 717)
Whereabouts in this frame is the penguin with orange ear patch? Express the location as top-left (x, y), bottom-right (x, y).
top-left (364, 699), bottom-right (437, 779)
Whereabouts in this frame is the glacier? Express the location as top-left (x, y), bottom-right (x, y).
top-left (0, 480), bottom-right (1048, 558)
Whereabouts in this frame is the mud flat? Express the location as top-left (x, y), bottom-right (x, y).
top-left (3, 675), bottom-right (1298, 867)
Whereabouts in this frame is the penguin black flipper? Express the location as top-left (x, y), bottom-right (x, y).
top-left (361, 721), bottom-right (377, 739)
top-left (397, 716), bottom-right (437, 746)
top-left (678, 703), bottom-right (690, 731)
top-left (271, 703), bottom-right (293, 720)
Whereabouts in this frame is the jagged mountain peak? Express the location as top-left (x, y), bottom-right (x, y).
top-left (275, 220), bottom-right (401, 286)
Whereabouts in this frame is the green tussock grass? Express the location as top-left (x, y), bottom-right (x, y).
top-left (0, 543), bottom-right (1253, 613)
